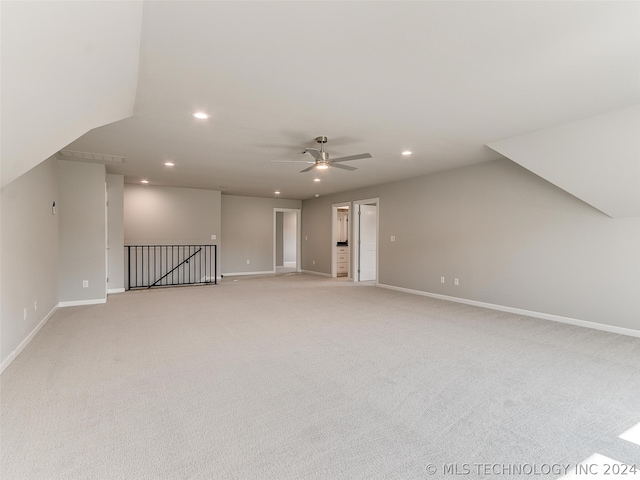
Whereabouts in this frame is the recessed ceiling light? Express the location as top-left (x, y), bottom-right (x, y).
top-left (402, 150), bottom-right (412, 156)
top-left (274, 191), bottom-right (281, 195)
top-left (313, 178), bottom-right (321, 182)
top-left (193, 112), bottom-right (210, 120)
top-left (164, 162), bottom-right (175, 167)
top-left (141, 180), bottom-right (149, 184)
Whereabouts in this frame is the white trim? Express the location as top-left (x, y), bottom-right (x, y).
top-left (222, 270), bottom-right (275, 277)
top-left (0, 353), bottom-right (16, 375)
top-left (377, 284), bottom-right (640, 339)
top-left (107, 288), bottom-right (125, 294)
top-left (1, 304), bottom-right (58, 375)
top-left (58, 298), bottom-right (107, 307)
top-left (301, 269), bottom-right (332, 277)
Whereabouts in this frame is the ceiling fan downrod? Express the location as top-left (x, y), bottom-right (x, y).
top-left (315, 136), bottom-right (329, 166)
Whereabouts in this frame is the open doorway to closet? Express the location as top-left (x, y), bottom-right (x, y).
top-left (273, 208), bottom-right (301, 274)
top-left (331, 203), bottom-right (350, 278)
top-left (353, 198), bottom-right (378, 283)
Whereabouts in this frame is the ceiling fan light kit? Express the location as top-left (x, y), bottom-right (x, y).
top-left (272, 136), bottom-right (372, 173)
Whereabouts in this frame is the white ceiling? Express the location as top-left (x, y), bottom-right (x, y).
top-left (0, 1), bottom-right (142, 187)
top-left (488, 105), bottom-right (640, 218)
top-left (60, 1), bottom-right (640, 201)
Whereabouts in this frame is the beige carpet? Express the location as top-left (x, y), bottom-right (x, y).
top-left (2, 274), bottom-right (639, 479)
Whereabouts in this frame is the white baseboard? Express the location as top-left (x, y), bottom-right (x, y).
top-left (1, 304), bottom-right (58, 375)
top-left (107, 288), bottom-right (125, 294)
top-left (0, 353), bottom-right (16, 375)
top-left (301, 269), bottom-right (332, 277)
top-left (222, 270), bottom-right (275, 277)
top-left (58, 298), bottom-right (107, 307)
top-left (377, 284), bottom-right (640, 339)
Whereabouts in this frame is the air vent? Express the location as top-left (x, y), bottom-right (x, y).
top-left (57, 150), bottom-right (125, 163)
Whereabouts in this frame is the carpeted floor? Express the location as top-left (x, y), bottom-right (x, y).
top-left (1, 274), bottom-right (639, 479)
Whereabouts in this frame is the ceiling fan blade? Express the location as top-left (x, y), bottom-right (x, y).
top-left (304, 148), bottom-right (322, 161)
top-left (331, 163), bottom-right (357, 171)
top-left (330, 153), bottom-right (372, 163)
top-left (271, 160), bottom-right (315, 163)
top-left (300, 165), bottom-right (317, 173)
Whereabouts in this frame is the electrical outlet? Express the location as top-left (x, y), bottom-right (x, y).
top-left (440, 276), bottom-right (445, 284)
top-left (211, 234), bottom-right (216, 240)
top-left (390, 236), bottom-right (396, 242)
top-left (83, 280), bottom-right (89, 288)
top-left (305, 236), bottom-right (308, 241)
top-left (23, 308), bottom-right (27, 321)
top-left (34, 301), bottom-right (38, 311)
top-left (246, 259), bottom-right (250, 265)
top-left (454, 278), bottom-right (459, 286)
top-left (312, 260), bottom-right (315, 265)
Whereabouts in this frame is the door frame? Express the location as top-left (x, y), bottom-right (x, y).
top-left (273, 208), bottom-right (301, 273)
top-left (331, 202), bottom-right (351, 279)
top-left (353, 198), bottom-right (379, 284)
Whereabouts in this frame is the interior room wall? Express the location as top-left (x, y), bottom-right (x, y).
top-left (124, 184), bottom-right (221, 283)
top-left (124, 184), bottom-right (221, 245)
top-left (275, 212), bottom-right (284, 267)
top-left (221, 195), bottom-right (301, 274)
top-left (301, 200), bottom-right (333, 274)
top-left (57, 160), bottom-right (107, 304)
top-left (1, 156), bottom-right (59, 370)
top-left (106, 175), bottom-right (125, 293)
top-left (283, 211), bottom-right (297, 264)
top-left (301, 159), bottom-right (640, 332)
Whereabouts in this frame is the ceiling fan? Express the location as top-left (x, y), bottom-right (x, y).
top-left (272, 136), bottom-right (372, 173)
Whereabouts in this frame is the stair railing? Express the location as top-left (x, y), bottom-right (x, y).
top-left (125, 245), bottom-right (217, 290)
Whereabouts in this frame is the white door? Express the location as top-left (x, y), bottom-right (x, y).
top-left (358, 204), bottom-right (377, 281)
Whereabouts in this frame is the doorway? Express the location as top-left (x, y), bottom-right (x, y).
top-left (331, 203), bottom-right (351, 278)
top-left (353, 198), bottom-right (379, 283)
top-left (273, 208), bottom-right (301, 274)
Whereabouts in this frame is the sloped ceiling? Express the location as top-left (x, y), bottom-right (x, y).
top-left (3, 1), bottom-right (640, 207)
top-left (0, 1), bottom-right (143, 187)
top-left (487, 105), bottom-right (640, 218)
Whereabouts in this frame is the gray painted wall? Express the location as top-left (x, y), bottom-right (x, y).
top-left (1, 156), bottom-right (59, 366)
top-left (124, 184), bottom-right (221, 245)
top-left (275, 212), bottom-right (284, 266)
top-left (124, 184), bottom-right (221, 281)
top-left (301, 159), bottom-right (640, 331)
top-left (58, 160), bottom-right (106, 303)
top-left (284, 212), bottom-right (296, 263)
top-left (106, 174), bottom-right (124, 292)
top-left (221, 195), bottom-right (301, 274)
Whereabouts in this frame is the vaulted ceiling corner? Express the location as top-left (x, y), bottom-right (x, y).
top-left (487, 105), bottom-right (640, 219)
